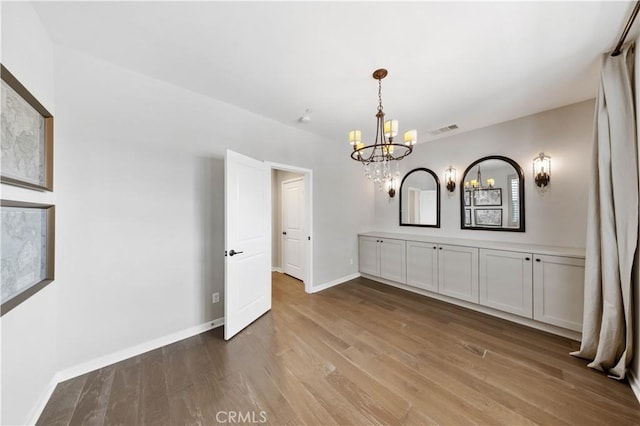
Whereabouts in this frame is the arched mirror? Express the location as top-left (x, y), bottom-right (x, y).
top-left (399, 168), bottom-right (440, 228)
top-left (460, 156), bottom-right (525, 232)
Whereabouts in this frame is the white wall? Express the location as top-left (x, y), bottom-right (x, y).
top-left (373, 99), bottom-right (595, 248)
top-left (51, 43), bottom-right (373, 372)
top-left (1, 3), bottom-right (60, 425)
top-left (2, 5), bottom-right (375, 423)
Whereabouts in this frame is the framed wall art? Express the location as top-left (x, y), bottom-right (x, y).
top-left (473, 188), bottom-right (502, 206)
top-left (474, 208), bottom-right (502, 227)
top-left (1, 200), bottom-right (55, 315)
top-left (1, 64), bottom-right (54, 191)
top-left (464, 208), bottom-right (472, 226)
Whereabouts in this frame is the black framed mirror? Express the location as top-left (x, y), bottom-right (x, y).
top-left (399, 168), bottom-right (441, 228)
top-left (460, 156), bottom-right (525, 232)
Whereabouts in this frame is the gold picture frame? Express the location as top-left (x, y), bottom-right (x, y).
top-left (1, 64), bottom-right (54, 191)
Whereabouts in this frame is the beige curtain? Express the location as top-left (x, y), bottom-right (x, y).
top-left (571, 43), bottom-right (638, 379)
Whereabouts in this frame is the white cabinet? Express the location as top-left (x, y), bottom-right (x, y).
top-left (358, 233), bottom-right (585, 336)
top-left (379, 238), bottom-right (407, 283)
top-left (533, 255), bottom-right (585, 332)
top-left (438, 244), bottom-right (479, 303)
top-left (479, 249), bottom-right (533, 318)
top-left (406, 241), bottom-right (439, 292)
top-left (358, 236), bottom-right (380, 276)
top-left (358, 236), bottom-right (406, 284)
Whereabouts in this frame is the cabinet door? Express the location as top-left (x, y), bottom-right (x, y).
top-left (533, 255), bottom-right (585, 332)
top-left (358, 236), bottom-right (380, 276)
top-left (379, 238), bottom-right (406, 283)
top-left (438, 244), bottom-right (479, 303)
top-left (479, 249), bottom-right (533, 318)
top-left (406, 241), bottom-right (438, 292)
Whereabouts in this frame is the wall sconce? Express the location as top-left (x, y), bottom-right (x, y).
top-left (444, 166), bottom-right (457, 192)
top-left (387, 177), bottom-right (397, 198)
top-left (533, 152), bottom-right (551, 190)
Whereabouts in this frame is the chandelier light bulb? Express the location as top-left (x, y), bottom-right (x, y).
top-left (404, 130), bottom-right (417, 146)
top-left (349, 129), bottom-right (362, 146)
top-left (384, 119), bottom-right (398, 138)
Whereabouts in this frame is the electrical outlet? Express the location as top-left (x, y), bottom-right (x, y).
top-left (212, 292), bottom-right (220, 303)
top-left (350, 258), bottom-right (354, 265)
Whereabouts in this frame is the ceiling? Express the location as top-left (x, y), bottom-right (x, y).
top-left (32, 1), bottom-right (637, 145)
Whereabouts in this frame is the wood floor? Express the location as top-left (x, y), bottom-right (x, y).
top-left (38, 273), bottom-right (639, 425)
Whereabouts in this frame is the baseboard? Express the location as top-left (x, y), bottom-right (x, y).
top-left (28, 317), bottom-right (224, 424)
top-left (27, 375), bottom-right (61, 426)
top-left (272, 267), bottom-right (283, 273)
top-left (55, 317), bottom-right (225, 382)
top-left (312, 272), bottom-right (361, 293)
top-left (628, 369), bottom-right (640, 405)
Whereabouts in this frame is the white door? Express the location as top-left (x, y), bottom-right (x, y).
top-left (282, 178), bottom-right (305, 281)
top-left (225, 150), bottom-right (271, 340)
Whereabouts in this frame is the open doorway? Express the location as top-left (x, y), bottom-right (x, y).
top-left (268, 162), bottom-right (313, 293)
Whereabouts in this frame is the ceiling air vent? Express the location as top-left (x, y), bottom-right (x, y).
top-left (428, 124), bottom-right (459, 136)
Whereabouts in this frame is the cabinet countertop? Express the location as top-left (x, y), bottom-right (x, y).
top-left (359, 231), bottom-right (585, 258)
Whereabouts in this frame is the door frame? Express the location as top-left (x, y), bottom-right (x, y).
top-left (266, 161), bottom-right (313, 293)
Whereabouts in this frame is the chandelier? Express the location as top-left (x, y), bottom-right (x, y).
top-left (349, 69), bottom-right (416, 191)
top-left (464, 166), bottom-right (495, 191)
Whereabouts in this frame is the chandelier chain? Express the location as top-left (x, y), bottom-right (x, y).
top-left (377, 79), bottom-right (383, 112)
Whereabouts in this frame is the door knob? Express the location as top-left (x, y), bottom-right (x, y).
top-left (282, 231), bottom-right (287, 235)
top-left (228, 249), bottom-right (244, 257)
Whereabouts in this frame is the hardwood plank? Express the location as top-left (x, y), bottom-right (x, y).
top-left (36, 376), bottom-right (88, 426)
top-left (167, 385), bottom-right (206, 426)
top-left (37, 273), bottom-right (640, 426)
top-left (67, 366), bottom-right (115, 425)
top-left (269, 349), bottom-right (342, 425)
top-left (104, 362), bottom-right (141, 425)
top-left (276, 306), bottom-right (413, 422)
top-left (137, 348), bottom-right (170, 425)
